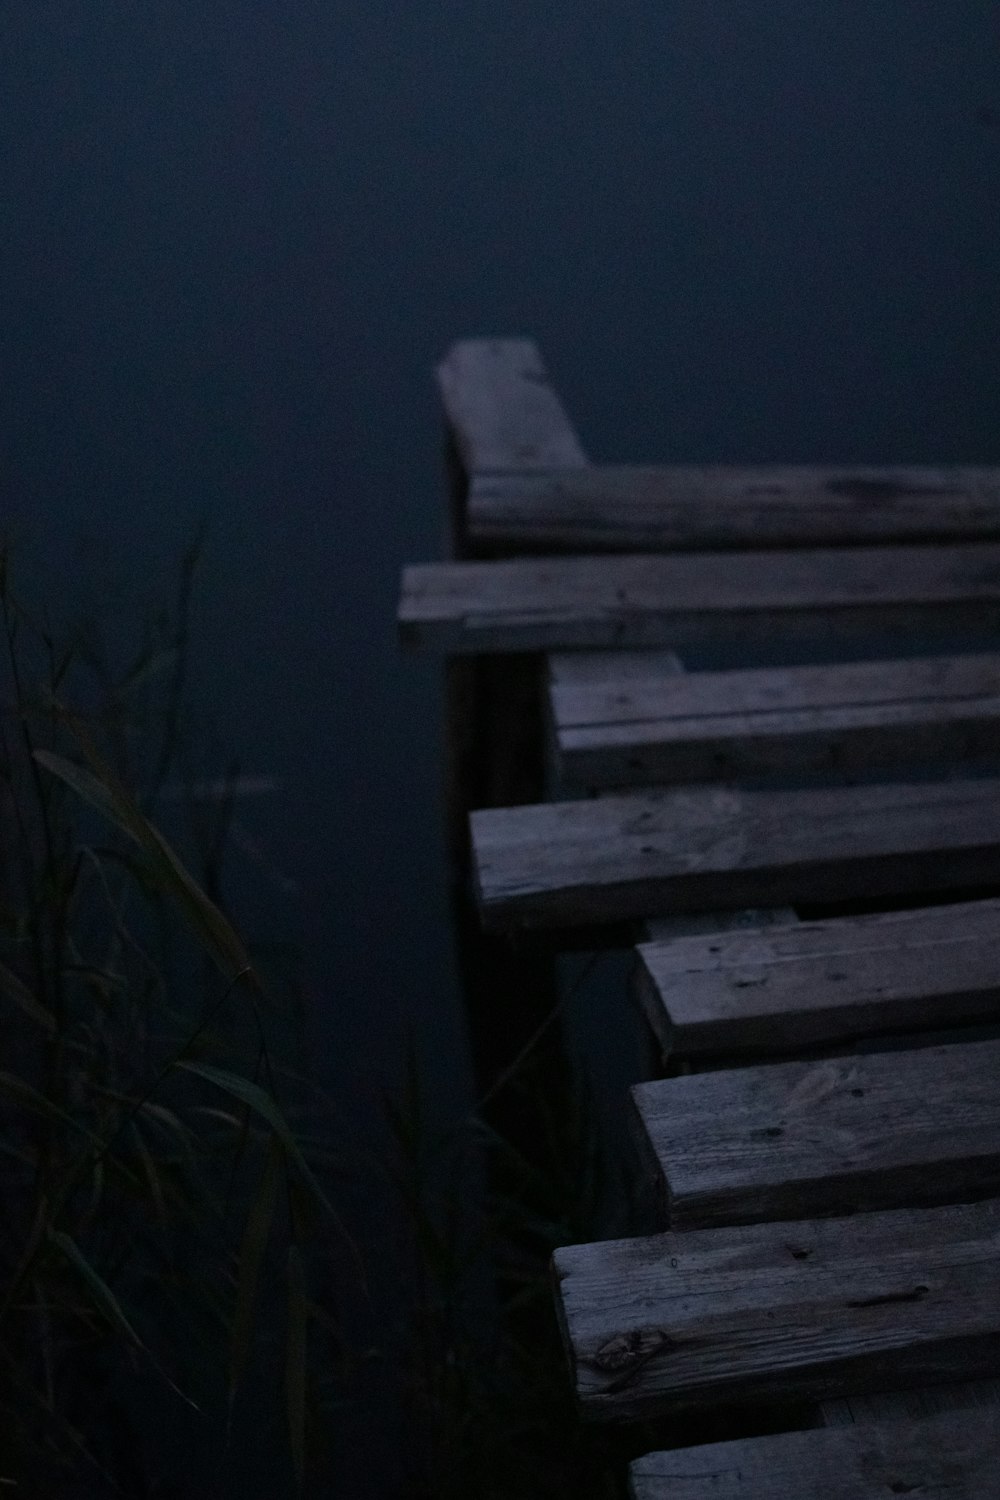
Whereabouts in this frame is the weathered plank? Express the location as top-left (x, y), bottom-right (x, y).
top-left (628, 1408), bottom-right (1000, 1498)
top-left (471, 777), bottom-right (1000, 931)
top-left (553, 1199), bottom-right (1000, 1421)
top-left (398, 543), bottom-right (1000, 654)
top-left (635, 896), bottom-right (1000, 1060)
top-left (631, 1037), bottom-right (1000, 1230)
top-left (469, 464), bottom-right (1000, 553)
top-left (436, 338), bottom-right (588, 476)
top-left (551, 652), bottom-right (1000, 789)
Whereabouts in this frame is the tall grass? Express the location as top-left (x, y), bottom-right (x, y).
top-left (385, 1021), bottom-right (639, 1500)
top-left (0, 549), bottom-right (343, 1495)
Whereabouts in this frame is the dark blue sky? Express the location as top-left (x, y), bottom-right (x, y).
top-left (3, 0), bottom-right (1000, 1165)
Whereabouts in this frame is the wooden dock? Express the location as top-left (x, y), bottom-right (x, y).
top-left (399, 337), bottom-right (1000, 1495)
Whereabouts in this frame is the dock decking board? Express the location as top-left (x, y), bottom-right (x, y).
top-left (398, 543), bottom-right (1000, 654)
top-left (631, 1037), bottom-right (1000, 1230)
top-left (550, 651), bottom-right (1000, 789)
top-left (553, 1198), bottom-right (1000, 1422)
top-left (635, 897), bottom-right (1000, 1059)
top-left (628, 1408), bottom-right (1000, 1498)
top-left (470, 464), bottom-right (1000, 554)
top-left (471, 776), bottom-right (1000, 931)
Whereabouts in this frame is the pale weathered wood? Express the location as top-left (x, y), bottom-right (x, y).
top-left (628, 1408), bottom-right (1000, 1498)
top-left (632, 1037), bottom-right (1000, 1230)
top-left (553, 1198), bottom-right (1000, 1421)
top-left (398, 543), bottom-right (1000, 654)
top-left (471, 777), bottom-right (1000, 931)
top-left (552, 652), bottom-right (1000, 789)
top-left (636, 896), bottom-right (1000, 1060)
top-left (436, 338), bottom-right (588, 476)
top-left (470, 464), bottom-right (1000, 553)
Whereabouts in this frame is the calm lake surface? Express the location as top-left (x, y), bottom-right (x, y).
top-left (3, 3), bottom-right (1000, 1492)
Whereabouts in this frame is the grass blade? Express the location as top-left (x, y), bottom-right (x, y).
top-left (33, 747), bottom-right (257, 990)
top-left (49, 1229), bottom-right (199, 1410)
top-left (175, 1062), bottom-right (337, 1229)
top-left (229, 1137), bottom-right (281, 1396)
top-left (48, 1230), bottom-right (143, 1349)
top-left (0, 1070), bottom-right (111, 1156)
top-left (285, 1244), bottom-right (308, 1490)
top-left (0, 959), bottom-right (56, 1034)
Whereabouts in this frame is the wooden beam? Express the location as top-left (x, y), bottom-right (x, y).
top-left (553, 1198), bottom-right (1000, 1421)
top-left (635, 896), bottom-right (1000, 1060)
top-left (628, 1408), bottom-right (1000, 1498)
top-left (631, 1037), bottom-right (1000, 1230)
top-left (551, 651), bottom-right (1000, 790)
top-left (398, 543), bottom-right (1000, 654)
top-left (435, 339), bottom-right (588, 1336)
top-left (436, 338), bottom-right (587, 477)
top-left (471, 777), bottom-right (1000, 932)
top-left (469, 464), bottom-right (1000, 553)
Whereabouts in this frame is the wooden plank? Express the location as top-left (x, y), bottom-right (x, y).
top-left (628, 1408), bottom-right (1000, 1498)
top-left (398, 543), bottom-right (1000, 654)
top-left (469, 465), bottom-right (1000, 552)
top-left (553, 1198), bottom-right (1000, 1421)
top-left (635, 897), bottom-right (1000, 1060)
top-left (471, 777), bottom-right (1000, 932)
top-left (552, 652), bottom-right (1000, 790)
top-left (631, 1037), bottom-right (1000, 1230)
top-left (436, 338), bottom-right (587, 476)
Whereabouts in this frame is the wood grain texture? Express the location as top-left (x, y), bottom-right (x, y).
top-left (632, 1037), bottom-right (1000, 1229)
top-left (551, 652), bottom-right (1000, 789)
top-left (398, 543), bottom-right (1000, 654)
top-left (636, 897), bottom-right (1000, 1059)
top-left (553, 1199), bottom-right (1000, 1421)
top-left (628, 1408), bottom-right (1000, 1498)
top-left (436, 339), bottom-right (588, 475)
top-left (469, 464), bottom-right (1000, 552)
top-left (471, 777), bottom-right (1000, 931)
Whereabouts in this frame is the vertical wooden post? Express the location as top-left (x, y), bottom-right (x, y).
top-left (436, 339), bottom-right (588, 1305)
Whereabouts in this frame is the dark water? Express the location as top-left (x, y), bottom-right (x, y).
top-left (3, 3), bottom-right (1000, 1491)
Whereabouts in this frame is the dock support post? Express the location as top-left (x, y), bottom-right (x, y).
top-left (437, 339), bottom-right (587, 1306)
